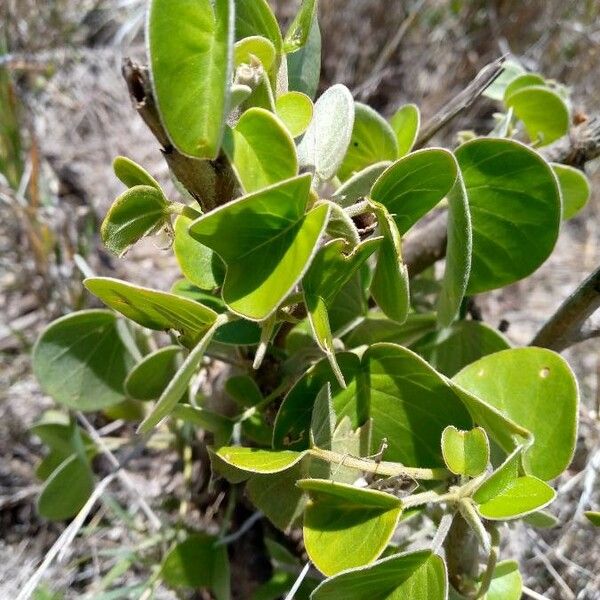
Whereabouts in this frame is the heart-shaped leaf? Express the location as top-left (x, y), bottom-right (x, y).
top-left (84, 277), bottom-right (218, 347)
top-left (370, 148), bottom-right (457, 234)
top-left (113, 156), bottom-right (161, 190)
top-left (174, 214), bottom-right (221, 291)
top-left (552, 163), bottom-right (591, 220)
top-left (283, 0), bottom-right (317, 53)
top-left (505, 86), bottom-right (569, 146)
top-left (453, 347), bottom-right (578, 480)
top-left (436, 170), bottom-right (472, 326)
top-left (224, 107), bottom-right (298, 192)
top-left (275, 91), bottom-right (313, 137)
top-left (33, 310), bottom-right (134, 411)
top-left (442, 426), bottom-right (489, 477)
top-left (456, 138), bottom-right (561, 294)
top-left (413, 320), bottom-right (510, 377)
top-left (390, 104), bottom-right (420, 157)
top-left (37, 454), bottom-right (94, 521)
top-left (162, 533), bottom-right (230, 598)
top-left (338, 103), bottom-right (398, 181)
top-left (369, 201), bottom-right (410, 324)
top-left (189, 174), bottom-right (329, 321)
top-left (311, 550), bottom-right (447, 600)
top-left (298, 479), bottom-right (403, 575)
top-left (148, 0), bottom-right (234, 158)
top-left (125, 345), bottom-right (182, 401)
top-left (331, 162), bottom-right (390, 208)
top-left (298, 84), bottom-right (355, 182)
top-left (101, 185), bottom-right (168, 257)
top-left (234, 35), bottom-right (276, 71)
top-left (287, 11), bottom-right (321, 99)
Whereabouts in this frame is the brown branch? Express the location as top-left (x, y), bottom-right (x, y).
top-left (530, 264), bottom-right (600, 351)
top-left (404, 115), bottom-right (600, 277)
top-left (121, 58), bottom-right (238, 212)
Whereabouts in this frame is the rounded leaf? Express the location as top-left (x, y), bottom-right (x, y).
top-left (299, 479), bottom-right (403, 576)
top-left (101, 185), bottom-right (168, 257)
top-left (113, 156), bottom-right (161, 190)
top-left (505, 86), bottom-right (569, 146)
top-left (338, 103), bottom-right (398, 181)
top-left (484, 560), bottom-right (522, 600)
top-left (33, 310), bottom-right (133, 411)
top-left (370, 148), bottom-right (457, 234)
top-left (456, 138), bottom-right (561, 294)
top-left (275, 91), bottom-right (313, 137)
top-left (148, 0), bottom-right (234, 158)
top-left (503, 73), bottom-right (545, 101)
top-left (552, 163), bottom-right (591, 220)
top-left (453, 347), bottom-right (578, 480)
top-left (125, 345), bottom-right (182, 401)
top-left (37, 454), bottom-right (94, 521)
top-left (234, 35), bottom-right (276, 70)
top-left (390, 103), bottom-right (420, 157)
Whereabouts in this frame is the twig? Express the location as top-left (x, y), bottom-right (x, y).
top-left (522, 587), bottom-right (552, 600)
top-left (415, 56), bottom-right (506, 148)
top-left (215, 510), bottom-right (264, 547)
top-left (530, 264), bottom-right (600, 351)
top-left (284, 562), bottom-right (311, 600)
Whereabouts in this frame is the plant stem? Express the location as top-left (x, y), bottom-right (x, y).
top-left (402, 490), bottom-right (458, 508)
top-left (167, 202), bottom-right (202, 220)
top-left (343, 199), bottom-right (371, 218)
top-left (475, 525), bottom-right (500, 599)
top-left (309, 447), bottom-right (450, 481)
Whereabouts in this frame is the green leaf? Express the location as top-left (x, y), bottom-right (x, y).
top-left (370, 148), bottom-right (458, 234)
top-left (455, 138), bottom-right (561, 294)
top-left (216, 447), bottom-right (307, 474)
top-left (148, 0), bottom-right (234, 159)
top-left (298, 84), bottom-right (355, 181)
top-left (369, 201), bottom-right (410, 323)
top-left (125, 345), bottom-right (182, 401)
top-left (174, 214), bottom-right (220, 291)
top-left (344, 312), bottom-right (437, 348)
top-left (162, 533), bottom-right (230, 598)
top-left (84, 277), bottom-right (218, 347)
top-left (503, 73), bottom-right (545, 101)
top-left (275, 91), bottom-right (313, 137)
top-left (364, 343), bottom-right (472, 466)
top-left (234, 35), bottom-right (276, 71)
top-left (273, 352), bottom-right (362, 450)
top-left (287, 10), bottom-right (321, 99)
top-left (476, 476), bottom-right (555, 520)
top-left (32, 310), bottom-right (133, 411)
top-left (224, 107), bottom-right (298, 192)
top-left (473, 447), bottom-right (522, 505)
top-left (112, 156), bottom-right (161, 190)
top-left (101, 185), bottom-right (168, 257)
top-left (483, 560), bottom-right (522, 600)
top-left (225, 374), bottom-right (263, 407)
top-left (37, 454), bottom-right (94, 521)
top-left (298, 479), bottom-right (403, 576)
top-left (413, 320), bottom-right (510, 377)
top-left (284, 0), bottom-right (317, 53)
top-left (552, 163), bottom-right (591, 220)
top-left (522, 510), bottom-right (559, 528)
top-left (505, 86), bottom-right (569, 146)
top-left (436, 170), bottom-right (472, 326)
top-left (390, 104), bottom-right (420, 157)
top-left (235, 0), bottom-right (283, 54)
top-left (172, 404), bottom-right (233, 448)
top-left (453, 347), bottom-right (578, 480)
top-left (310, 384), bottom-right (335, 449)
top-left (338, 103), bottom-right (398, 181)
top-left (441, 426), bottom-right (489, 477)
top-left (326, 202), bottom-right (361, 246)
top-left (331, 162), bottom-right (390, 208)
top-left (138, 319), bottom-right (222, 433)
top-left (584, 511), bottom-right (600, 526)
top-left (189, 175), bottom-right (329, 320)
top-left (311, 550), bottom-right (447, 599)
